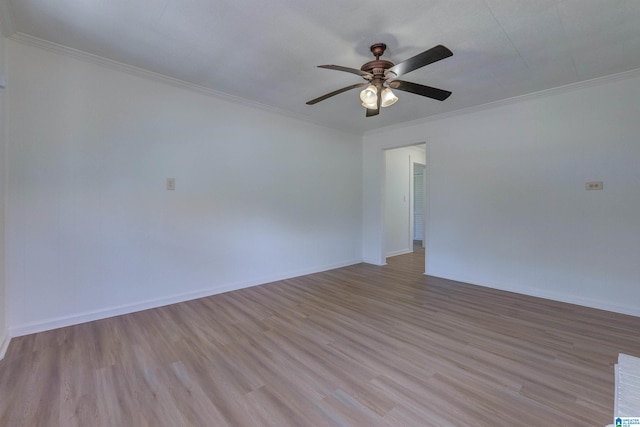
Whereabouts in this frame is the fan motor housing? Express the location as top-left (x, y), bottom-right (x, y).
top-left (361, 43), bottom-right (394, 75)
top-left (360, 60), bottom-right (394, 75)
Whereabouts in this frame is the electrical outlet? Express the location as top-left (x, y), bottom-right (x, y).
top-left (166, 178), bottom-right (175, 190)
top-left (585, 181), bottom-right (603, 191)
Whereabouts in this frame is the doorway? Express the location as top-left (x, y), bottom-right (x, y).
top-left (384, 143), bottom-right (426, 260)
top-left (412, 162), bottom-right (426, 249)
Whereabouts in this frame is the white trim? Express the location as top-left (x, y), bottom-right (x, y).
top-left (409, 155), bottom-right (426, 247)
top-left (8, 258), bottom-right (362, 337)
top-left (364, 67), bottom-right (640, 137)
top-left (380, 139), bottom-right (428, 265)
top-left (386, 248), bottom-right (413, 258)
top-left (376, 147), bottom-right (386, 265)
top-left (14, 29), bottom-right (640, 140)
top-left (7, 33), bottom-right (359, 136)
top-left (423, 143), bottom-right (431, 251)
top-left (409, 158), bottom-right (415, 249)
top-left (6, 31), bottom-right (640, 138)
top-left (0, 334), bottom-right (9, 360)
top-left (0, 3), bottom-right (11, 362)
top-left (425, 273), bottom-right (640, 318)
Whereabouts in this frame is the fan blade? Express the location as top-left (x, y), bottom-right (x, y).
top-left (366, 107), bottom-right (379, 117)
top-left (388, 80), bottom-right (451, 101)
top-left (366, 85), bottom-right (382, 117)
top-left (318, 65), bottom-right (373, 78)
top-left (386, 45), bottom-right (452, 78)
top-left (306, 83), bottom-right (366, 105)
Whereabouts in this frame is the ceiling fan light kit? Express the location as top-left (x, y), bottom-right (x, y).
top-left (307, 42), bottom-right (452, 117)
top-left (362, 87), bottom-right (397, 109)
top-left (360, 84), bottom-right (378, 106)
top-left (380, 87), bottom-right (398, 108)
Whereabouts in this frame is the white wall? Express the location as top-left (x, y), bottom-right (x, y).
top-left (0, 22), bottom-right (8, 357)
top-left (6, 39), bottom-right (363, 335)
top-left (384, 145), bottom-right (424, 257)
top-left (364, 72), bottom-right (640, 316)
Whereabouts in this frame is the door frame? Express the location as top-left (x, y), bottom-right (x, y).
top-left (380, 140), bottom-right (429, 265)
top-left (410, 161), bottom-right (426, 249)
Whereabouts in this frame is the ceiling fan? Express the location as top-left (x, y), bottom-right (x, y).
top-left (306, 43), bottom-right (453, 117)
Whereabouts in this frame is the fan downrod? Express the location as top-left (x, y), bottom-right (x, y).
top-left (370, 43), bottom-right (387, 59)
top-left (361, 43), bottom-right (394, 75)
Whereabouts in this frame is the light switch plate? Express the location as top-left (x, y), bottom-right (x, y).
top-left (166, 178), bottom-right (175, 190)
top-left (585, 181), bottom-right (603, 191)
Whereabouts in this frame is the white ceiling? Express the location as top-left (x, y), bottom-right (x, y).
top-left (3, 0), bottom-right (640, 134)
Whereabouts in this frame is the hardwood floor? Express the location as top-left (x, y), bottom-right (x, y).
top-left (1, 249), bottom-right (639, 426)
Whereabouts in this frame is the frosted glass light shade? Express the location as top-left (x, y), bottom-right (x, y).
top-left (381, 87), bottom-right (398, 107)
top-left (359, 85), bottom-right (377, 105)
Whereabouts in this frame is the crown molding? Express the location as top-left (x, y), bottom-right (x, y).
top-left (0, 1), bottom-right (16, 37)
top-left (13, 31), bottom-right (640, 140)
top-left (364, 66), bottom-right (640, 137)
top-left (7, 33), bottom-right (299, 122)
top-left (8, 32), bottom-right (360, 136)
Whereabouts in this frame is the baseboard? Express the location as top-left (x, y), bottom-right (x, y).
top-left (386, 248), bottom-right (413, 258)
top-left (0, 334), bottom-right (10, 360)
top-left (9, 258), bottom-right (363, 337)
top-left (425, 272), bottom-right (640, 318)
top-left (361, 257), bottom-right (386, 266)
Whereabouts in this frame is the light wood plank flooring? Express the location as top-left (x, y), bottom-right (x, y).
top-left (1, 249), bottom-right (639, 426)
